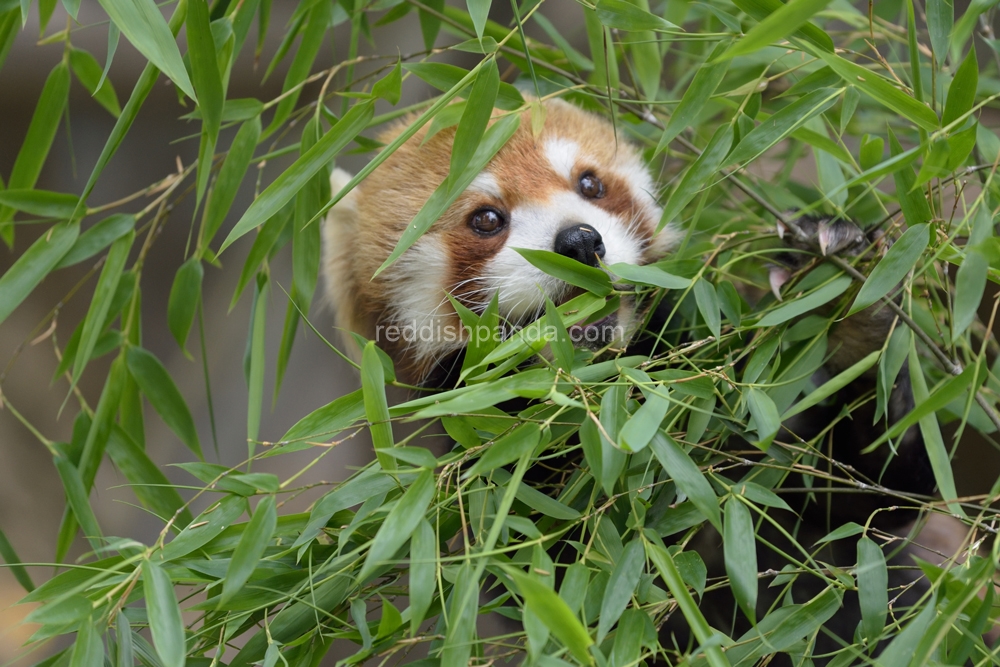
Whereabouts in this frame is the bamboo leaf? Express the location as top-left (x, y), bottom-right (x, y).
top-left (649, 432), bottom-right (722, 531)
top-left (187, 0), bottom-right (225, 201)
top-left (69, 48), bottom-right (121, 116)
top-left (451, 59), bottom-right (499, 176)
top-left (510, 569), bottom-right (595, 665)
top-left (167, 257), bottom-right (203, 355)
top-left (0, 221), bottom-right (78, 327)
top-left (718, 0), bottom-right (832, 62)
top-left (724, 496), bottom-right (757, 623)
top-left (220, 495), bottom-right (277, 606)
top-left (358, 469), bottom-right (436, 581)
top-left (125, 346), bottom-right (203, 459)
top-left (98, 0), bottom-right (196, 100)
top-left (942, 43), bottom-right (977, 127)
top-left (597, 537), bottom-right (645, 642)
top-left (515, 248), bottom-right (614, 297)
top-left (141, 558), bottom-right (186, 667)
top-left (595, 0), bottom-right (680, 32)
top-left (857, 536), bottom-right (888, 644)
top-left (726, 88), bottom-right (842, 167)
top-left (362, 341), bottom-right (396, 471)
top-left (56, 214), bottom-right (135, 269)
top-left (220, 100), bottom-right (374, 253)
top-left (849, 223), bottom-right (928, 315)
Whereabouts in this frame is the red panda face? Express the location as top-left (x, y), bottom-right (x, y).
top-left (323, 99), bottom-right (679, 383)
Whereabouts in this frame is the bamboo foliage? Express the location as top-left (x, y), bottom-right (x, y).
top-left (2, 0), bottom-right (1000, 664)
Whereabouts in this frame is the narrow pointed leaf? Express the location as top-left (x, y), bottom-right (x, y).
top-left (126, 346), bottom-right (203, 459)
top-left (141, 558), bottom-right (186, 667)
top-left (220, 495), bottom-right (277, 606)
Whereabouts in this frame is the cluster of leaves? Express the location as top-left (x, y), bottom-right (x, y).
top-left (3, 0), bottom-right (1000, 664)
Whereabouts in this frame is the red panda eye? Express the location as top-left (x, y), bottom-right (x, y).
top-left (469, 208), bottom-right (506, 235)
top-left (579, 172), bottom-right (605, 199)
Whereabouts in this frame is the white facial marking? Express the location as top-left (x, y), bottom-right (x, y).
top-left (386, 235), bottom-right (459, 362)
top-left (482, 192), bottom-right (646, 321)
top-left (468, 171), bottom-right (502, 200)
top-left (544, 138), bottom-right (580, 183)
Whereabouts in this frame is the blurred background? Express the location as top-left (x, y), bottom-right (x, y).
top-left (2, 0), bottom-right (999, 664)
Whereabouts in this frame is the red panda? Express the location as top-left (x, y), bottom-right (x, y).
top-left (322, 98), bottom-right (679, 384)
top-left (320, 97), bottom-right (977, 662)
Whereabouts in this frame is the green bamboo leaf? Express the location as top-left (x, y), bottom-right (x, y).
top-left (162, 494), bottom-right (246, 560)
top-left (857, 536), bottom-right (887, 644)
top-left (0, 527), bottom-right (34, 592)
top-left (358, 469), bottom-right (436, 581)
top-left (402, 62), bottom-right (525, 111)
top-left (468, 0), bottom-right (491, 39)
top-left (141, 558), bottom-right (186, 667)
top-left (125, 346), bottom-right (203, 459)
top-left (115, 612), bottom-right (134, 667)
top-left (167, 257), bottom-right (203, 355)
top-left (840, 85), bottom-right (860, 134)
top-left (595, 0), bottom-right (680, 31)
top-left (813, 49), bottom-right (938, 131)
top-left (56, 214), bottom-right (135, 269)
top-left (758, 274), bottom-right (852, 326)
top-left (187, 0), bottom-right (224, 201)
top-left (246, 275), bottom-right (267, 450)
top-left (693, 277), bottom-right (721, 338)
top-left (887, 128), bottom-right (932, 226)
top-left (597, 537), bottom-right (645, 642)
top-left (515, 248), bottom-right (614, 297)
top-left (409, 518), bottom-right (436, 633)
top-left (99, 20), bottom-right (119, 91)
top-left (265, 0), bottom-right (331, 135)
top-left (220, 100), bottom-right (374, 253)
top-left (69, 617), bottom-right (104, 667)
top-left (660, 123), bottom-right (733, 227)
top-left (294, 468), bottom-right (397, 549)
top-left (71, 4), bottom-right (186, 223)
top-left (859, 134), bottom-right (884, 171)
top-left (720, 0), bottom-right (831, 61)
top-left (72, 229), bottom-right (133, 386)
top-left (53, 454), bottom-right (103, 550)
top-left (618, 394), bottom-right (669, 452)
top-left (656, 42), bottom-right (730, 154)
top-left (746, 386), bottom-right (780, 447)
top-left (784, 349), bottom-right (880, 419)
top-left (372, 58), bottom-right (402, 105)
top-left (98, 0), bottom-right (195, 100)
top-left (954, 246), bottom-right (988, 337)
top-left (649, 432), bottom-right (721, 531)
top-left (106, 426), bottom-right (191, 528)
top-left (0, 220), bottom-right (78, 327)
top-left (281, 388), bottom-right (365, 444)
top-left (730, 0), bottom-right (832, 51)
top-left (510, 569), bottom-right (595, 665)
top-left (726, 88), bottom-right (842, 167)
top-left (609, 262), bottom-right (691, 289)
top-left (68, 48), bottom-right (121, 116)
top-left (229, 203), bottom-right (289, 311)
top-left (220, 495), bottom-right (277, 606)
top-left (849, 223), bottom-right (928, 315)
top-left (926, 0), bottom-right (953, 64)
top-left (375, 113), bottom-right (520, 277)
top-left (0, 189), bottom-right (80, 218)
top-left (0, 63), bottom-right (69, 236)
top-left (942, 44), bottom-right (977, 127)
top-left (723, 496), bottom-right (757, 623)
top-left (198, 113), bottom-right (260, 254)
top-left (645, 539), bottom-right (731, 667)
top-left (362, 341), bottom-right (396, 471)
top-left (464, 422), bottom-right (542, 478)
top-left (544, 297), bottom-right (575, 372)
top-left (904, 344), bottom-right (964, 515)
top-left (452, 59), bottom-right (499, 176)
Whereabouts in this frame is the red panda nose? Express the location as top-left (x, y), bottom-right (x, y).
top-left (554, 223), bottom-right (606, 268)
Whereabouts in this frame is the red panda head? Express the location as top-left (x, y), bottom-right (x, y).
top-left (323, 98), bottom-right (679, 384)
